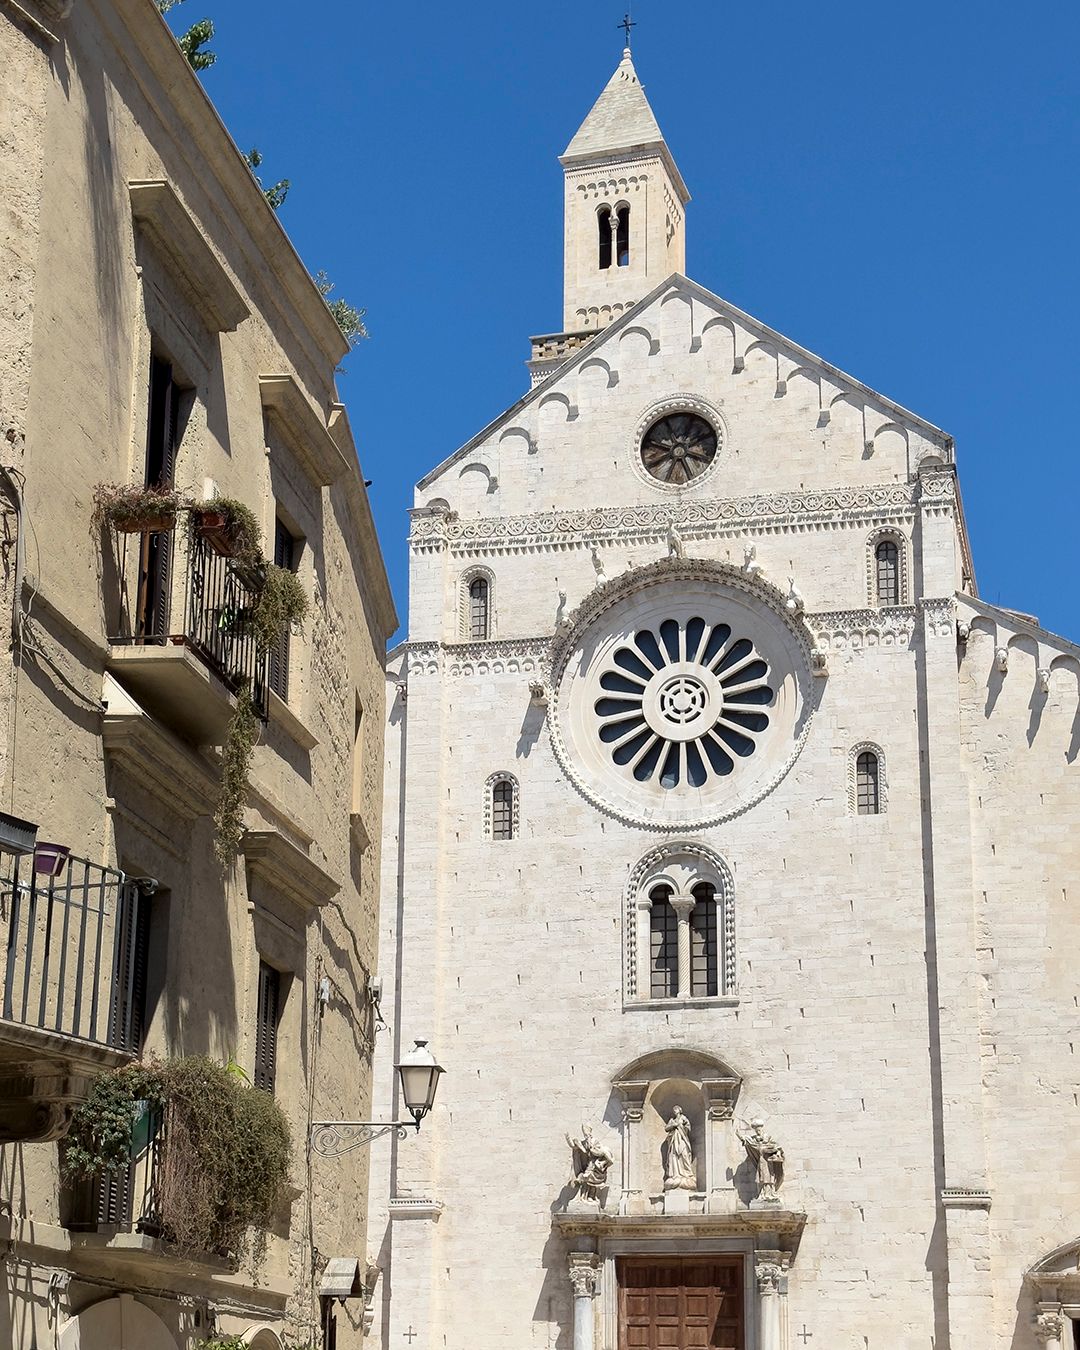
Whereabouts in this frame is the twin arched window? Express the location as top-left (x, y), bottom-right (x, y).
top-left (598, 205), bottom-right (631, 270)
top-left (649, 881), bottom-right (721, 999)
top-left (630, 851), bottom-right (734, 1004)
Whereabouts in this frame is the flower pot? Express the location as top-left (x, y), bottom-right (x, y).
top-left (33, 842), bottom-right (70, 879)
top-left (193, 510), bottom-right (237, 557)
top-left (112, 511), bottom-right (176, 535)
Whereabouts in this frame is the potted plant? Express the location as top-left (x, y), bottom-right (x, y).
top-left (92, 482), bottom-right (189, 534)
top-left (250, 564), bottom-right (309, 653)
top-left (189, 497), bottom-right (261, 565)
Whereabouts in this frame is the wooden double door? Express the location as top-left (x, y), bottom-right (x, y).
top-left (618, 1257), bottom-right (744, 1350)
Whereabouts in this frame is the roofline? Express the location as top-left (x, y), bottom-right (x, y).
top-left (417, 272), bottom-right (953, 491)
top-left (559, 142), bottom-right (691, 206)
top-left (954, 593), bottom-right (1080, 656)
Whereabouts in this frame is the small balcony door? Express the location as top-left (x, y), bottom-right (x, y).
top-left (135, 354), bottom-right (179, 642)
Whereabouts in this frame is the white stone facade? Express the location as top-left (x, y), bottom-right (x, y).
top-left (372, 51), bottom-right (1080, 1350)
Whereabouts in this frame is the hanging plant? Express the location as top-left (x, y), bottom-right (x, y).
top-left (214, 685), bottom-right (260, 866)
top-left (188, 498), bottom-right (261, 566)
top-left (64, 1056), bottom-right (291, 1263)
top-left (92, 482), bottom-right (190, 534)
top-left (250, 564), bottom-right (308, 653)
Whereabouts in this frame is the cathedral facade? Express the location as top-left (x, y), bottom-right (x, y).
top-left (371, 50), bottom-right (1080, 1350)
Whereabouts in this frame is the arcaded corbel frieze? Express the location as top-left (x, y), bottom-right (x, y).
top-left (806, 606), bottom-right (918, 652)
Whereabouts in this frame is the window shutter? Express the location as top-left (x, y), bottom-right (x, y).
top-left (254, 962), bottom-right (281, 1093)
top-left (108, 884), bottom-right (151, 1053)
top-left (268, 519), bottom-right (295, 700)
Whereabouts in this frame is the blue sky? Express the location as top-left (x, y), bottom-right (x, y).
top-left (183, 1), bottom-right (1080, 642)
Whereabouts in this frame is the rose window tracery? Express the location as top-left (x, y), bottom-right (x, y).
top-left (595, 618), bottom-right (774, 789)
top-left (640, 413), bottom-right (717, 485)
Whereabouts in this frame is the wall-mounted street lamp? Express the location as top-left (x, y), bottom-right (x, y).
top-left (310, 1040), bottom-right (444, 1159)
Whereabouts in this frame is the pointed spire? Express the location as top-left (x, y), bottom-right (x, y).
top-left (561, 49), bottom-right (668, 162)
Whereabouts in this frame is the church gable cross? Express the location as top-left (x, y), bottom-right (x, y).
top-left (619, 11), bottom-right (636, 46)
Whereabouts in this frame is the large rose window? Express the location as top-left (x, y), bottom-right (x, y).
top-left (549, 564), bottom-right (814, 830)
top-left (596, 618), bottom-right (774, 789)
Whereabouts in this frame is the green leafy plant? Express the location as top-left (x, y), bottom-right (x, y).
top-left (156, 0), bottom-right (216, 71)
top-left (64, 1057), bottom-right (291, 1263)
top-left (214, 685), bottom-right (260, 866)
top-left (188, 497), bottom-right (262, 566)
top-left (197, 1339), bottom-right (247, 1350)
top-left (251, 565), bottom-right (308, 654)
top-left (91, 482), bottom-right (190, 533)
top-left (313, 270), bottom-right (368, 347)
top-left (244, 148), bottom-right (291, 211)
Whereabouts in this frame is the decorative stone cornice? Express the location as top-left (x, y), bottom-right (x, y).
top-left (553, 1209), bottom-right (807, 1246)
top-left (941, 1187), bottom-right (992, 1210)
top-left (405, 638), bottom-right (548, 679)
top-left (807, 606), bottom-right (918, 651)
top-left (102, 709), bottom-right (218, 821)
top-left (242, 829), bottom-right (341, 912)
top-left (260, 375), bottom-right (349, 487)
top-left (410, 483), bottom-right (918, 551)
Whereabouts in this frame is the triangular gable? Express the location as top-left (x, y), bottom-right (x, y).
top-left (417, 273), bottom-right (953, 491)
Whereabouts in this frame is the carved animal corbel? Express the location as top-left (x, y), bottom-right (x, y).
top-left (995, 647), bottom-right (1009, 674)
top-left (395, 681), bottom-right (408, 703)
top-left (742, 544), bottom-right (763, 579)
top-left (812, 646), bottom-right (828, 677)
top-left (785, 577), bottom-right (805, 615)
top-left (590, 545), bottom-right (608, 587)
top-left (1038, 667), bottom-right (1051, 694)
top-left (666, 523), bottom-right (686, 560)
top-left (555, 589), bottom-right (568, 626)
top-left (956, 620), bottom-right (970, 646)
top-left (529, 681), bottom-right (548, 708)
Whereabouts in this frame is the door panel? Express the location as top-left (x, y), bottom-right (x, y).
top-left (618, 1257), bottom-right (744, 1350)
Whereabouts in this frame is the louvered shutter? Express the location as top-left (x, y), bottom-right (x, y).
top-left (108, 884), bottom-right (150, 1053)
top-left (254, 962), bottom-right (280, 1093)
top-left (268, 520), bottom-right (294, 700)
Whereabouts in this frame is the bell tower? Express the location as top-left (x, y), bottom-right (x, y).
top-left (558, 49), bottom-right (690, 334)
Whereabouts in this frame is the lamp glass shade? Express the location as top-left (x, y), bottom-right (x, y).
top-left (397, 1039), bottom-right (443, 1124)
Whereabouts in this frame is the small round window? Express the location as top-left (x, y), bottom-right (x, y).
top-left (640, 412), bottom-right (717, 486)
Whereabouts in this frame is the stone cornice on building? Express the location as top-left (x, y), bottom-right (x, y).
top-left (242, 829), bottom-right (341, 913)
top-left (260, 375), bottom-right (349, 487)
top-left (410, 482), bottom-right (919, 551)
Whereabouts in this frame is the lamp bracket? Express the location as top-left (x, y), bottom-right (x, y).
top-left (310, 1120), bottom-right (417, 1158)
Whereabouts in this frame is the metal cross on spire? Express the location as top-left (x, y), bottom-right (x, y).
top-left (619, 10), bottom-right (637, 48)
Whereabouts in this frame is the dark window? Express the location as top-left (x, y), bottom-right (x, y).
top-left (690, 883), bottom-right (719, 997)
top-left (598, 206), bottom-right (612, 270)
top-left (616, 205), bottom-right (630, 267)
top-left (321, 1297), bottom-right (338, 1350)
top-left (137, 355), bottom-right (180, 640)
top-left (875, 540), bottom-right (900, 606)
top-left (108, 883), bottom-right (152, 1053)
top-left (492, 779), bottom-right (514, 840)
top-left (268, 517), bottom-right (297, 700)
top-left (856, 751), bottom-right (881, 815)
top-left (254, 961), bottom-right (281, 1093)
top-left (468, 577), bottom-right (489, 640)
top-left (649, 884), bottom-right (678, 998)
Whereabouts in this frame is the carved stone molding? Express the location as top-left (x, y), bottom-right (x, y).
top-left (568, 1251), bottom-right (602, 1298)
top-left (1035, 1311), bottom-right (1064, 1343)
top-left (807, 606), bottom-right (918, 651)
top-left (409, 483), bottom-right (918, 549)
top-left (754, 1258), bottom-right (784, 1295)
top-left (403, 638), bottom-right (549, 679)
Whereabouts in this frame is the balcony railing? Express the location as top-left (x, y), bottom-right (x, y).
top-left (109, 527), bottom-right (269, 721)
top-left (1, 852), bottom-right (146, 1051)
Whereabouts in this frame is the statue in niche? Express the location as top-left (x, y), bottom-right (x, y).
top-left (738, 1117), bottom-right (785, 1203)
top-left (566, 1125), bottom-right (614, 1201)
top-left (662, 1105), bottom-right (696, 1191)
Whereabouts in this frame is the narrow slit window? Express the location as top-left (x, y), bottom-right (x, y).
top-left (469, 577), bottom-right (490, 640)
top-left (856, 751), bottom-right (881, 815)
top-left (269, 517), bottom-right (299, 701)
top-left (875, 540), bottom-right (900, 606)
top-left (616, 206), bottom-right (630, 267)
top-left (690, 883), bottom-right (719, 997)
top-left (649, 884), bottom-right (678, 998)
top-left (598, 206), bottom-right (612, 270)
top-left (492, 778), bottom-right (514, 840)
top-left (254, 961), bottom-right (281, 1093)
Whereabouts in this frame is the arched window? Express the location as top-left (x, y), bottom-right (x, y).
top-left (485, 772), bottom-right (519, 840)
top-left (468, 577), bottom-right (489, 640)
top-left (856, 751), bottom-right (880, 815)
top-left (689, 882), bottom-right (718, 997)
top-left (616, 205), bottom-right (630, 267)
top-left (598, 206), bottom-right (612, 270)
top-left (875, 540), bottom-right (899, 606)
top-left (649, 884), bottom-right (678, 998)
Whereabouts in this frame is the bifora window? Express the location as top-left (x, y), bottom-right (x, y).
top-left (631, 846), bottom-right (736, 1004)
top-left (616, 204), bottom-right (630, 266)
top-left (598, 206), bottom-right (613, 270)
top-left (596, 617), bottom-right (774, 790)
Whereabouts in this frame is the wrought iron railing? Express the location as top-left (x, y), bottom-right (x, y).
top-left (0, 852), bottom-right (146, 1050)
top-left (109, 527), bottom-right (269, 720)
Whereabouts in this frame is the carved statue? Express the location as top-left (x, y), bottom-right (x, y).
top-left (738, 1117), bottom-right (785, 1203)
top-left (662, 1105), bottom-right (696, 1191)
top-left (555, 588), bottom-right (568, 626)
top-left (529, 680), bottom-right (548, 707)
top-left (566, 1125), bottom-right (614, 1201)
top-left (742, 544), bottom-right (763, 578)
top-left (666, 523), bottom-right (685, 559)
top-left (590, 546), bottom-right (608, 587)
top-left (995, 647), bottom-right (1009, 674)
top-left (1038, 667), bottom-right (1051, 694)
top-left (785, 576), bottom-right (804, 614)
